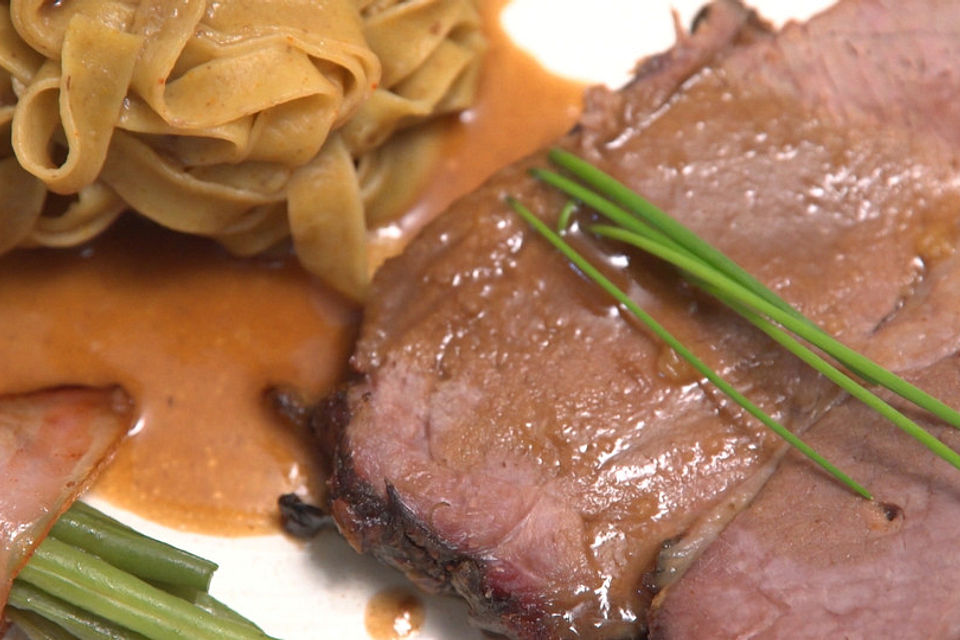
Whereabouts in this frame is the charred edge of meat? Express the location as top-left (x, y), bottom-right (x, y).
top-left (307, 386), bottom-right (353, 480)
top-left (328, 412), bottom-right (550, 638)
top-left (625, 1), bottom-right (769, 96)
top-left (264, 386), bottom-right (312, 431)
top-left (690, 5), bottom-right (712, 33)
top-left (278, 493), bottom-right (335, 538)
top-left (266, 383), bottom-right (358, 480)
top-left (265, 385), bottom-right (349, 516)
top-left (641, 537), bottom-right (685, 596)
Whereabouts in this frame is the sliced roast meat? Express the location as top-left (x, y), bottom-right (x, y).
top-left (0, 387), bottom-right (134, 609)
top-left (649, 355), bottom-right (960, 639)
top-left (328, 0), bottom-right (960, 637)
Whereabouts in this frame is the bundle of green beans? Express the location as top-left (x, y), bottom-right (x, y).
top-left (5, 501), bottom-right (277, 640)
top-left (509, 148), bottom-right (960, 500)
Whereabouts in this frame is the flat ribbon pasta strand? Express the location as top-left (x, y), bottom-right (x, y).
top-left (0, 0), bottom-right (485, 301)
top-left (9, 0), bottom-right (135, 61)
top-left (352, 32), bottom-right (483, 226)
top-left (244, 95), bottom-right (338, 167)
top-left (0, 2), bottom-right (42, 83)
top-left (129, 0), bottom-right (379, 130)
top-left (116, 94), bottom-right (267, 171)
top-left (100, 131), bottom-right (281, 235)
top-left (344, 0), bottom-right (482, 153)
top-left (0, 105), bottom-right (44, 253)
top-left (347, 0), bottom-right (485, 226)
top-left (193, 0), bottom-right (379, 126)
top-left (12, 14), bottom-right (141, 194)
top-left (357, 124), bottom-right (447, 228)
top-left (26, 182), bottom-right (126, 248)
top-left (215, 203), bottom-right (291, 256)
top-left (343, 34), bottom-right (482, 154)
top-left (0, 157), bottom-right (43, 252)
top-left (361, 0), bottom-right (481, 87)
top-left (288, 134), bottom-right (369, 300)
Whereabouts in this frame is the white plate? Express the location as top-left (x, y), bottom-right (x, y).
top-left (86, 2), bottom-right (835, 639)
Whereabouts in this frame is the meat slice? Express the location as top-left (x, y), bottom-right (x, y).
top-left (649, 355), bottom-right (960, 639)
top-left (0, 387), bottom-right (133, 608)
top-left (329, 0), bottom-right (960, 637)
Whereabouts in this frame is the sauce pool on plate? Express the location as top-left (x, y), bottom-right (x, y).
top-left (0, 0), bottom-right (584, 536)
top-left (364, 588), bottom-right (425, 640)
top-left (0, 223), bottom-right (357, 534)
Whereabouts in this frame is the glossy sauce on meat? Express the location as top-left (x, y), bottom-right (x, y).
top-left (330, 2), bottom-right (960, 636)
top-left (651, 356), bottom-right (960, 639)
top-left (0, 0), bottom-right (584, 535)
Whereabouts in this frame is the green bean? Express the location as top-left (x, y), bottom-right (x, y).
top-left (16, 538), bottom-right (276, 640)
top-left (8, 582), bottom-right (148, 640)
top-left (50, 504), bottom-right (215, 592)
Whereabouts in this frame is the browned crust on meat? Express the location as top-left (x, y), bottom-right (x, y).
top-left (326, 3), bottom-right (775, 638)
top-left (329, 389), bottom-right (552, 638)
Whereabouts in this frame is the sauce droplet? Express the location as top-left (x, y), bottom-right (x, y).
top-left (364, 587), bottom-right (425, 640)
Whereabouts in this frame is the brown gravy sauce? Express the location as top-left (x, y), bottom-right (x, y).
top-left (0, 226), bottom-right (357, 534)
top-left (0, 0), bottom-right (584, 535)
top-left (364, 588), bottom-right (425, 640)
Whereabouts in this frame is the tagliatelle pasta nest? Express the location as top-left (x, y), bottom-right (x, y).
top-left (0, 0), bottom-right (484, 299)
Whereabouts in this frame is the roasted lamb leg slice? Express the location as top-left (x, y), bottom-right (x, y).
top-left (649, 355), bottom-right (960, 639)
top-left (327, 0), bottom-right (960, 637)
